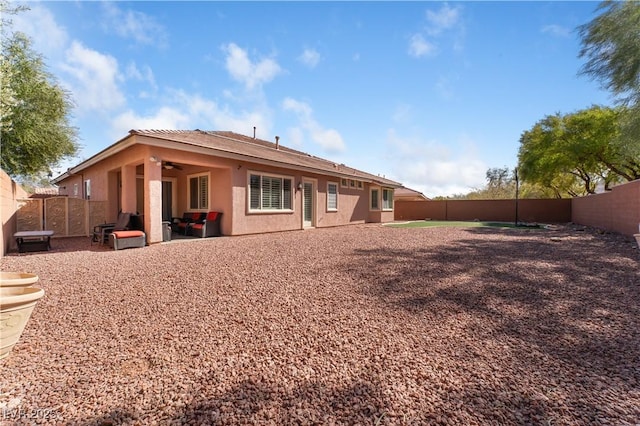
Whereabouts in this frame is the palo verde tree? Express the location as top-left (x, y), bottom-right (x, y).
top-left (0, 2), bottom-right (78, 179)
top-left (579, 0), bottom-right (640, 162)
top-left (517, 106), bottom-right (633, 197)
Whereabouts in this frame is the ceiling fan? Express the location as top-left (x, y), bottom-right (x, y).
top-left (162, 161), bottom-right (183, 170)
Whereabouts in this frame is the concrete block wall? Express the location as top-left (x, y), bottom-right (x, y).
top-left (394, 199), bottom-right (572, 224)
top-left (1, 169), bottom-right (28, 257)
top-left (572, 179), bottom-right (640, 236)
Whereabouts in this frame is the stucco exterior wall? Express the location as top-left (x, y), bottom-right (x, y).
top-left (318, 181), bottom-right (369, 228)
top-left (55, 137), bottom-right (396, 240)
top-left (572, 179), bottom-right (640, 236)
top-left (61, 143), bottom-right (152, 221)
top-left (228, 162), bottom-right (379, 235)
top-left (1, 169), bottom-right (28, 256)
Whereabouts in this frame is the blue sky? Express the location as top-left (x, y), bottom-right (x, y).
top-left (14, 1), bottom-right (611, 197)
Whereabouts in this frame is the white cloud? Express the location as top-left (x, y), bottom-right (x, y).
top-left (111, 89), bottom-right (273, 140)
top-left (282, 98), bottom-right (312, 116)
top-left (426, 3), bottom-right (462, 36)
top-left (172, 89), bottom-right (273, 137)
top-left (61, 41), bottom-right (125, 112)
top-left (408, 34), bottom-right (436, 58)
top-left (298, 48), bottom-right (321, 68)
top-left (222, 43), bottom-right (283, 90)
top-left (286, 127), bottom-right (305, 147)
top-left (101, 2), bottom-right (168, 47)
top-left (409, 3), bottom-right (464, 59)
top-left (282, 97), bottom-right (346, 153)
top-left (386, 129), bottom-right (486, 198)
top-left (541, 24), bottom-right (570, 38)
top-left (111, 107), bottom-right (191, 136)
top-left (12, 5), bottom-right (69, 57)
top-left (126, 61), bottom-right (158, 93)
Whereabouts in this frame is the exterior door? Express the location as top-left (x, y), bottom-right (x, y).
top-left (303, 181), bottom-right (314, 228)
top-left (162, 180), bottom-right (172, 221)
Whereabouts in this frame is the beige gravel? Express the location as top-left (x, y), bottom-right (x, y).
top-left (1, 224), bottom-right (639, 425)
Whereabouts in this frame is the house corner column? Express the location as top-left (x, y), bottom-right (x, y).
top-left (145, 158), bottom-right (163, 244)
top-left (121, 165), bottom-right (137, 213)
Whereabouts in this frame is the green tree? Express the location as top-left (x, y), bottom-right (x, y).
top-left (579, 1), bottom-right (640, 105)
top-left (518, 114), bottom-right (585, 197)
top-left (1, 3), bottom-right (78, 179)
top-left (579, 0), bottom-right (640, 147)
top-left (517, 106), bottom-right (634, 197)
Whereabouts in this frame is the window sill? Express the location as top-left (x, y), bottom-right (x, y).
top-left (248, 209), bottom-right (294, 214)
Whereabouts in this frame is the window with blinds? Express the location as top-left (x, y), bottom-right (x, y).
top-left (327, 182), bottom-right (338, 211)
top-left (249, 172), bottom-right (293, 211)
top-left (370, 188), bottom-right (379, 210)
top-left (188, 173), bottom-right (209, 210)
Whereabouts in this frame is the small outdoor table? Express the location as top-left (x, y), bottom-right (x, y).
top-left (14, 230), bottom-right (54, 253)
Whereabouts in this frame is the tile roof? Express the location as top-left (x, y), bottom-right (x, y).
top-left (130, 129), bottom-right (401, 187)
top-left (394, 187), bottom-right (429, 200)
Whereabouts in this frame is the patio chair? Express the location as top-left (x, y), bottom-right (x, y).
top-left (174, 212), bottom-right (206, 235)
top-left (92, 212), bottom-right (131, 245)
top-left (190, 211), bottom-right (222, 238)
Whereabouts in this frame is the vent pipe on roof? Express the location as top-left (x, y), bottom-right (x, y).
top-left (253, 126), bottom-right (256, 139)
top-left (275, 135), bottom-right (280, 150)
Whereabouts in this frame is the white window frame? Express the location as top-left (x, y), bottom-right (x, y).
top-left (73, 183), bottom-right (79, 197)
top-left (340, 178), bottom-right (348, 188)
top-left (187, 172), bottom-right (210, 211)
top-left (327, 181), bottom-right (339, 212)
top-left (370, 188), bottom-right (380, 210)
top-left (357, 181), bottom-right (364, 190)
top-left (349, 179), bottom-right (356, 188)
top-left (247, 171), bottom-right (294, 213)
top-left (382, 188), bottom-right (394, 211)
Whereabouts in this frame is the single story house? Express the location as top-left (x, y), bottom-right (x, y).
top-left (52, 130), bottom-right (402, 243)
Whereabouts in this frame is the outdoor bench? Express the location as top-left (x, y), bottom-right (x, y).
top-left (14, 230), bottom-right (54, 253)
top-left (109, 230), bottom-right (146, 250)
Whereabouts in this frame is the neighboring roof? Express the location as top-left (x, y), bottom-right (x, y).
top-left (28, 187), bottom-right (61, 199)
top-left (53, 129), bottom-right (402, 187)
top-left (394, 187), bottom-right (430, 201)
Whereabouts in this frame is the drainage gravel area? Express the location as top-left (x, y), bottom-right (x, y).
top-left (1, 224), bottom-right (639, 425)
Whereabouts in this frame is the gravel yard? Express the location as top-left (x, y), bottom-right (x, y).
top-left (1, 224), bottom-right (639, 425)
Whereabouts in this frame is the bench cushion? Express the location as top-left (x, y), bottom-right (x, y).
top-left (112, 230), bottom-right (145, 238)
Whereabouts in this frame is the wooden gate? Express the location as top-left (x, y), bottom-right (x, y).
top-left (16, 197), bottom-right (108, 237)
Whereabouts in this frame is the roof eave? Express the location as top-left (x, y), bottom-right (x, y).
top-left (52, 130), bottom-right (403, 188)
top-left (51, 132), bottom-right (136, 183)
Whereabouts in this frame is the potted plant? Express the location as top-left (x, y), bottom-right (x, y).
top-left (1, 285), bottom-right (45, 359)
top-left (0, 272), bottom-right (39, 287)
